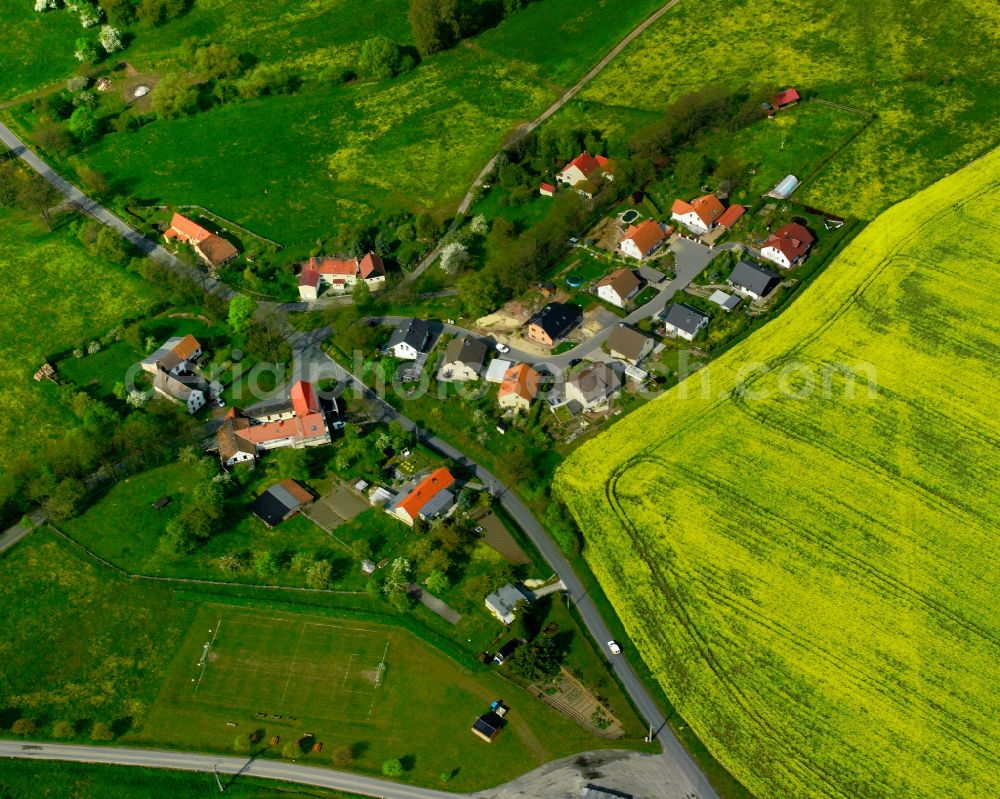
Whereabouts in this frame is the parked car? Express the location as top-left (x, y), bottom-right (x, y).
top-left (495, 342), bottom-right (510, 354)
top-left (607, 640), bottom-right (622, 655)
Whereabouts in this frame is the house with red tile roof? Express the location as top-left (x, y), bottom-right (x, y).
top-left (498, 363), bottom-right (542, 413)
top-left (760, 222), bottom-right (815, 268)
top-left (163, 213), bottom-right (238, 269)
top-left (297, 252), bottom-right (386, 300)
top-left (214, 380), bottom-right (331, 467)
top-left (717, 204), bottom-right (746, 230)
top-left (392, 468), bottom-right (456, 526)
top-left (773, 88), bottom-right (801, 108)
top-left (618, 219), bottom-right (669, 260)
top-left (671, 194), bottom-right (726, 235)
top-left (556, 152), bottom-right (611, 187)
top-left (164, 213), bottom-right (211, 245)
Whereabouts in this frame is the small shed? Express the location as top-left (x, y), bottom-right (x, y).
top-left (249, 479), bottom-right (315, 528)
top-left (151, 496), bottom-right (172, 510)
top-left (485, 359), bottom-right (513, 383)
top-left (471, 711), bottom-right (505, 743)
top-left (768, 174), bottom-right (800, 199)
top-left (709, 290), bottom-right (741, 311)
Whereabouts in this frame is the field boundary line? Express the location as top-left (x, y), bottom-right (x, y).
top-left (369, 640), bottom-right (390, 718)
top-left (280, 622), bottom-right (309, 705)
top-left (193, 618), bottom-right (224, 696)
top-left (341, 654), bottom-right (356, 688)
top-left (304, 621), bottom-right (381, 633)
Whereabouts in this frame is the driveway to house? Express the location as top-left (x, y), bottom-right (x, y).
top-left (281, 331), bottom-right (720, 799)
top-left (403, 0), bottom-right (686, 287)
top-left (0, 122), bottom-right (235, 302)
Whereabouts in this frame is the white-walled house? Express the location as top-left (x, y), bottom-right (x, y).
top-left (661, 303), bottom-right (709, 341)
top-left (618, 219), bottom-right (668, 260)
top-left (760, 223), bottom-right (815, 269)
top-left (728, 261), bottom-right (781, 301)
top-left (387, 318), bottom-right (431, 360)
top-left (297, 252), bottom-right (386, 300)
top-left (556, 152), bottom-right (610, 186)
top-left (670, 194), bottom-right (726, 235)
top-left (595, 268), bottom-right (642, 308)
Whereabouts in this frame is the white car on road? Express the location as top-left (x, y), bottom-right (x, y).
top-left (607, 640), bottom-right (622, 655)
top-left (495, 342), bottom-right (510, 354)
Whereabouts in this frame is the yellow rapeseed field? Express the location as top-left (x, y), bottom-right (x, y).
top-left (555, 147), bottom-right (1000, 798)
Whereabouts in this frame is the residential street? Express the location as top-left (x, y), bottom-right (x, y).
top-left (287, 331), bottom-right (720, 799)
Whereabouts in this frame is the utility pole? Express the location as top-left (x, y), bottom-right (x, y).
top-left (213, 764), bottom-right (225, 793)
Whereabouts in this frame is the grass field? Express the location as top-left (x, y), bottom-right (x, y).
top-left (0, 760), bottom-right (363, 799)
top-left (4, 0), bottom-right (666, 243)
top-left (0, 531), bottom-right (191, 735)
top-left (0, 213), bottom-right (164, 466)
top-left (555, 0), bottom-right (1000, 219)
top-left (141, 603), bottom-right (638, 789)
top-left (190, 609), bottom-right (390, 723)
top-left (554, 146), bottom-right (1000, 799)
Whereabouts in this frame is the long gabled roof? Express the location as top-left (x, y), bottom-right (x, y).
top-left (197, 233), bottom-right (238, 265)
top-left (729, 260), bottom-right (781, 295)
top-left (388, 318), bottom-right (430, 351)
top-left (671, 194), bottom-right (726, 227)
top-left (662, 302), bottom-right (709, 336)
top-left (168, 212), bottom-right (211, 243)
top-left (395, 467), bottom-right (455, 520)
top-left (358, 251), bottom-right (385, 278)
top-left (528, 302), bottom-right (581, 340)
top-left (560, 151), bottom-right (609, 179)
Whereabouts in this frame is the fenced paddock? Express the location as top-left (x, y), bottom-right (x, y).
top-left (188, 611), bottom-right (389, 723)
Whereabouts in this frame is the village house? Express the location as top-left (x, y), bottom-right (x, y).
top-left (728, 260), bottom-right (781, 301)
top-left (141, 334), bottom-right (202, 377)
top-left (607, 324), bottom-right (655, 366)
top-left (670, 194), bottom-right (726, 235)
top-left (386, 318), bottom-right (432, 360)
top-left (618, 219), bottom-right (669, 260)
top-left (153, 369), bottom-right (207, 414)
top-left (556, 152), bottom-right (611, 187)
top-left (760, 222), bottom-right (815, 268)
top-left (498, 363), bottom-right (542, 413)
top-left (437, 336), bottom-right (488, 382)
top-left (214, 380), bottom-right (330, 467)
top-left (565, 362), bottom-right (620, 411)
top-left (163, 213), bottom-right (238, 269)
top-left (391, 467), bottom-right (456, 526)
top-left (525, 302), bottom-right (582, 347)
top-left (296, 252), bottom-right (386, 300)
top-left (485, 583), bottom-right (530, 625)
top-left (596, 268), bottom-right (643, 308)
top-left (661, 303), bottom-right (710, 341)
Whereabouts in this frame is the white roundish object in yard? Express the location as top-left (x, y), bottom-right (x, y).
top-left (133, 85), bottom-right (150, 98)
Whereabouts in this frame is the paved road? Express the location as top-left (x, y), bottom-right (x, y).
top-left (0, 123), bottom-right (235, 302)
top-left (403, 0), bottom-right (684, 286)
top-left (372, 238), bottom-right (724, 371)
top-left (286, 333), bottom-right (720, 799)
top-left (0, 741), bottom-right (457, 799)
top-left (0, 510), bottom-right (46, 555)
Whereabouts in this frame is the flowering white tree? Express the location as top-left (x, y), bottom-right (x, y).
top-left (470, 214), bottom-right (489, 235)
top-left (34, 0), bottom-right (59, 12)
top-left (66, 75), bottom-right (88, 92)
top-left (79, 4), bottom-right (101, 27)
top-left (439, 241), bottom-right (469, 275)
top-left (87, 340), bottom-right (101, 354)
top-left (99, 24), bottom-right (122, 53)
top-left (126, 389), bottom-right (148, 408)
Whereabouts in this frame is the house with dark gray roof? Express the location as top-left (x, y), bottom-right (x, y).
top-left (525, 302), bottom-right (582, 347)
top-left (387, 318), bottom-right (431, 360)
top-left (660, 303), bottom-right (710, 341)
top-left (249, 479), bottom-right (316, 527)
top-left (607, 325), bottom-right (654, 366)
top-left (728, 260), bottom-right (781, 300)
top-left (438, 336), bottom-right (488, 381)
top-left (565, 362), bottom-right (621, 410)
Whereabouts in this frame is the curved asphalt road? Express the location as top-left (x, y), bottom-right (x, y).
top-left (0, 741), bottom-right (456, 799)
top-left (403, 0), bottom-right (685, 286)
top-left (287, 329), bottom-right (719, 799)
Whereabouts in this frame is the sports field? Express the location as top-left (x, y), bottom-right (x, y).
top-left (555, 146), bottom-right (1000, 799)
top-left (191, 611), bottom-right (390, 724)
